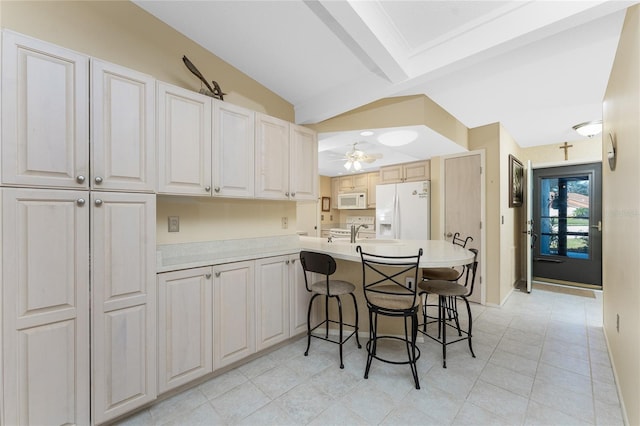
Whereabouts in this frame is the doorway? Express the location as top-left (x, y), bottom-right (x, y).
top-left (532, 162), bottom-right (602, 288)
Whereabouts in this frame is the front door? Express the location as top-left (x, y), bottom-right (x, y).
top-left (532, 162), bottom-right (602, 288)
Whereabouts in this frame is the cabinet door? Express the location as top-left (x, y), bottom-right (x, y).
top-left (213, 100), bottom-right (255, 198)
top-left (213, 261), bottom-right (255, 368)
top-left (290, 124), bottom-right (318, 201)
top-left (255, 113), bottom-right (289, 199)
top-left (91, 192), bottom-right (156, 424)
top-left (339, 176), bottom-right (354, 192)
top-left (157, 267), bottom-right (213, 394)
top-left (91, 59), bottom-right (156, 192)
top-left (404, 160), bottom-right (430, 182)
top-left (367, 172), bottom-right (379, 207)
top-left (331, 177), bottom-right (339, 209)
top-left (379, 165), bottom-right (404, 184)
top-left (1, 31), bottom-right (89, 189)
top-left (289, 255), bottom-right (312, 336)
top-left (2, 188), bottom-right (90, 426)
top-left (157, 82), bottom-right (212, 196)
top-left (353, 174), bottom-right (368, 191)
top-left (255, 256), bottom-right (290, 350)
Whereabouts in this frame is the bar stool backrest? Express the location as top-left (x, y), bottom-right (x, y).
top-left (299, 250), bottom-right (337, 294)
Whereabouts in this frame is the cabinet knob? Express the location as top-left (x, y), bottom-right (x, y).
top-left (76, 175), bottom-right (85, 184)
top-left (291, 259), bottom-right (296, 264)
top-left (214, 187), bottom-right (220, 192)
top-left (285, 192), bottom-right (290, 197)
top-left (205, 273), bottom-right (212, 279)
top-left (215, 271), bottom-right (221, 277)
top-left (291, 192), bottom-right (296, 197)
top-left (285, 260), bottom-right (290, 265)
top-left (205, 186), bottom-right (211, 192)
top-left (94, 176), bottom-right (103, 184)
top-left (94, 199), bottom-right (103, 207)
top-left (76, 198), bottom-right (85, 206)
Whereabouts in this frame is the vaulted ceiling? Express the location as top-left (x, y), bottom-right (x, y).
top-left (134, 1), bottom-right (635, 175)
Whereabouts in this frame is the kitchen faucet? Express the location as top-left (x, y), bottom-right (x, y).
top-left (350, 224), bottom-right (368, 243)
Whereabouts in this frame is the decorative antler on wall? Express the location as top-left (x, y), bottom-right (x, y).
top-left (182, 55), bottom-right (227, 100)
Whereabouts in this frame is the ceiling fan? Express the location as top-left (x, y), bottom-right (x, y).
top-left (343, 142), bottom-right (383, 171)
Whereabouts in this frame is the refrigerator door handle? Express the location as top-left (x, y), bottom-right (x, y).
top-left (393, 193), bottom-right (400, 239)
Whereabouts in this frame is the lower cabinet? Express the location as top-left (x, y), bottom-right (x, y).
top-left (157, 267), bottom-right (213, 393)
top-left (255, 256), bottom-right (291, 351)
top-left (1, 188), bottom-right (90, 426)
top-left (213, 260), bottom-right (256, 369)
top-left (289, 255), bottom-right (312, 336)
top-left (91, 192), bottom-right (157, 424)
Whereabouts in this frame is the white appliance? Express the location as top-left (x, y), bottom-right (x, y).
top-left (376, 181), bottom-right (430, 240)
top-left (337, 192), bottom-right (367, 209)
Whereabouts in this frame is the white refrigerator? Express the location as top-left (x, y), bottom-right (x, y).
top-left (376, 181), bottom-right (430, 240)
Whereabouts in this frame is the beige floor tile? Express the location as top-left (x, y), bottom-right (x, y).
top-left (198, 369), bottom-right (248, 400)
top-left (524, 399), bottom-right (593, 426)
top-left (252, 364), bottom-right (304, 399)
top-left (275, 381), bottom-right (333, 424)
top-left (149, 388), bottom-right (207, 424)
top-left (479, 362), bottom-right (534, 397)
top-left (210, 381), bottom-right (270, 423)
top-left (466, 379), bottom-right (529, 424)
top-left (452, 401), bottom-right (515, 426)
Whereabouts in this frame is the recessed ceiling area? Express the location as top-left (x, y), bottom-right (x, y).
top-left (318, 125), bottom-right (466, 177)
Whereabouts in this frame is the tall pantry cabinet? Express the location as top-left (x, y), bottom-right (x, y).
top-left (1, 30), bottom-right (157, 425)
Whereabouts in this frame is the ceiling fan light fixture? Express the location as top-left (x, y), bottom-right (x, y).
top-left (572, 120), bottom-right (602, 138)
top-left (378, 130), bottom-right (418, 147)
top-left (353, 161), bottom-right (362, 171)
top-left (344, 160), bottom-right (353, 170)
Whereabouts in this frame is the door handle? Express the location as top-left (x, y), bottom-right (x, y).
top-left (445, 232), bottom-right (453, 238)
top-left (590, 221), bottom-right (602, 231)
top-left (534, 257), bottom-right (563, 263)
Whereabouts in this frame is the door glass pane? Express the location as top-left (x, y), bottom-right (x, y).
top-left (539, 175), bottom-right (590, 259)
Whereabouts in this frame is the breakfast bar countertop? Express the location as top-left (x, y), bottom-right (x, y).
top-left (298, 236), bottom-right (474, 268)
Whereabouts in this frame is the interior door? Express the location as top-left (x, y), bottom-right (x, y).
top-left (443, 152), bottom-right (483, 303)
top-left (525, 160), bottom-right (533, 293)
top-left (532, 162), bottom-right (602, 287)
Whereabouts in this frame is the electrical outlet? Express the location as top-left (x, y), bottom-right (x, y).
top-left (168, 216), bottom-right (180, 232)
top-left (282, 217), bottom-right (288, 229)
top-left (616, 313), bottom-right (620, 333)
top-left (405, 277), bottom-right (415, 289)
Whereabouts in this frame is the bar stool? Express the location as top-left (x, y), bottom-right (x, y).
top-left (418, 249), bottom-right (478, 368)
top-left (299, 250), bottom-right (361, 369)
top-left (357, 246), bottom-right (423, 389)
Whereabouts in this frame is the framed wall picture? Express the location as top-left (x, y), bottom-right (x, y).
top-left (509, 154), bottom-right (524, 207)
top-left (321, 197), bottom-right (331, 212)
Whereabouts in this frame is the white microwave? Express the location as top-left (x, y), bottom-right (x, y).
top-left (338, 192), bottom-right (367, 209)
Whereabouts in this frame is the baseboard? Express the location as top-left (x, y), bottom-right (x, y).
top-left (603, 327), bottom-right (630, 426)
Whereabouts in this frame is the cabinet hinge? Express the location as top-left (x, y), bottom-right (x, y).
top-left (479, 221), bottom-right (482, 230)
top-left (480, 166), bottom-right (482, 175)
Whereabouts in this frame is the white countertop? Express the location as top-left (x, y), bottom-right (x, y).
top-left (299, 236), bottom-right (474, 268)
top-left (156, 235), bottom-right (474, 273)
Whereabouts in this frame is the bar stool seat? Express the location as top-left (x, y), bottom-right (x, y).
top-left (310, 280), bottom-right (354, 295)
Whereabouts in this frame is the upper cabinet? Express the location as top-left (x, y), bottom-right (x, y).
top-left (157, 82), bottom-right (213, 196)
top-left (290, 124), bottom-right (318, 201)
top-left (1, 31), bottom-right (89, 189)
top-left (255, 113), bottom-right (290, 200)
top-left (367, 172), bottom-right (379, 208)
top-left (339, 174), bottom-right (368, 192)
top-left (213, 100), bottom-right (255, 198)
top-left (91, 59), bottom-right (156, 192)
top-left (379, 160), bottom-right (430, 184)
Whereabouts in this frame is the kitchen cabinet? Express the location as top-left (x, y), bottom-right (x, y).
top-left (331, 177), bottom-right (339, 209)
top-left (255, 113), bottom-right (319, 201)
top-left (1, 188), bottom-right (90, 426)
top-left (91, 59), bottom-right (156, 193)
top-left (290, 124), bottom-right (318, 201)
top-left (157, 82), bottom-right (213, 196)
top-left (213, 261), bottom-right (256, 368)
top-left (379, 160), bottom-right (430, 184)
top-left (289, 255), bottom-right (313, 336)
top-left (91, 192), bottom-right (157, 424)
top-left (255, 113), bottom-right (290, 200)
top-left (213, 100), bottom-right (255, 198)
top-left (157, 267), bottom-right (213, 394)
top-left (255, 256), bottom-right (291, 350)
top-left (367, 172), bottom-right (379, 207)
top-left (1, 30), bottom-right (89, 190)
top-left (338, 174), bottom-right (368, 192)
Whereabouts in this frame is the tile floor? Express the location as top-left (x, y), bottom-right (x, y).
top-left (117, 287), bottom-right (624, 425)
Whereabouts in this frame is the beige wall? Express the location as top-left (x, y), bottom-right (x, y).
top-left (522, 137), bottom-right (602, 165)
top-left (602, 5), bottom-right (640, 425)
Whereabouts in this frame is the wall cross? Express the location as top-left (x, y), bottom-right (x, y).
top-left (559, 141), bottom-right (573, 160)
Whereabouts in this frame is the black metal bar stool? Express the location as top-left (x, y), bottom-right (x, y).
top-left (357, 246), bottom-right (423, 389)
top-left (418, 249), bottom-right (478, 368)
top-left (299, 250), bottom-right (361, 369)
